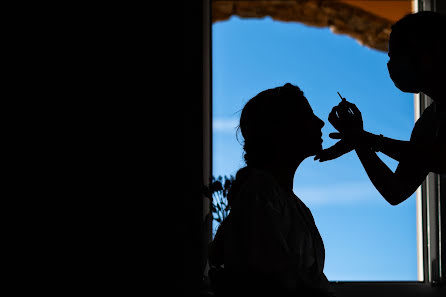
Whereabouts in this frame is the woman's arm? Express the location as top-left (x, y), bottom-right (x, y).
top-left (355, 142), bottom-right (429, 205)
top-left (325, 99), bottom-right (430, 205)
top-left (316, 99), bottom-right (412, 162)
top-left (314, 131), bottom-right (410, 162)
top-left (359, 131), bottom-right (410, 161)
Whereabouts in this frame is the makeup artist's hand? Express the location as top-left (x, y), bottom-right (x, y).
top-left (329, 99), bottom-right (363, 136)
top-left (315, 99), bottom-right (363, 162)
top-left (314, 137), bottom-right (353, 162)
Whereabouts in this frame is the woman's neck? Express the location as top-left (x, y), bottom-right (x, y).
top-left (261, 159), bottom-right (302, 191)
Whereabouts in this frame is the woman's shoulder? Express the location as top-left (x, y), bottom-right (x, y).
top-left (411, 103), bottom-right (442, 141)
top-left (234, 168), bottom-right (284, 207)
top-left (410, 102), bottom-right (446, 171)
top-left (413, 104), bottom-right (435, 129)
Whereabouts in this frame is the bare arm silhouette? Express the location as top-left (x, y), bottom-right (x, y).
top-left (355, 141), bottom-right (429, 205)
top-left (316, 132), bottom-right (410, 162)
top-left (317, 99), bottom-right (430, 205)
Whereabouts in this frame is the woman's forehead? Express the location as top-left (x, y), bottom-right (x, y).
top-left (281, 97), bottom-right (313, 118)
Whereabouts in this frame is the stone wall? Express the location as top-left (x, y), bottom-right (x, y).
top-left (212, 0), bottom-right (395, 52)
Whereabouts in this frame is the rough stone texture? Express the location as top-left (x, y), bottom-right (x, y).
top-left (212, 0), bottom-right (394, 52)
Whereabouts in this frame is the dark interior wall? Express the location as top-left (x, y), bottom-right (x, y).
top-left (180, 1), bottom-right (207, 296)
top-left (436, 1), bottom-right (446, 13)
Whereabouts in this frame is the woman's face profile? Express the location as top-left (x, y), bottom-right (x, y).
top-left (387, 34), bottom-right (421, 93)
top-left (300, 107), bottom-right (325, 155)
top-left (277, 99), bottom-right (325, 158)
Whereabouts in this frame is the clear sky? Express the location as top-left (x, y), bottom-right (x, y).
top-left (212, 16), bottom-right (417, 281)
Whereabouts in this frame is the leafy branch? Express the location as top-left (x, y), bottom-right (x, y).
top-left (203, 175), bottom-right (234, 224)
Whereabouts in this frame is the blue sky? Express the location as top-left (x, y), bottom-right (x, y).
top-left (212, 16), bottom-right (417, 281)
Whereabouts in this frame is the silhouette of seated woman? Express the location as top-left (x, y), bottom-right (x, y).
top-left (315, 11), bottom-right (446, 205)
top-left (208, 83), bottom-right (334, 297)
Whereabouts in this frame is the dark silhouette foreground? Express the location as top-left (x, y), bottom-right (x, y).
top-left (208, 83), bottom-right (334, 297)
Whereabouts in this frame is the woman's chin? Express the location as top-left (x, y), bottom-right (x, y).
top-left (307, 144), bottom-right (323, 158)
